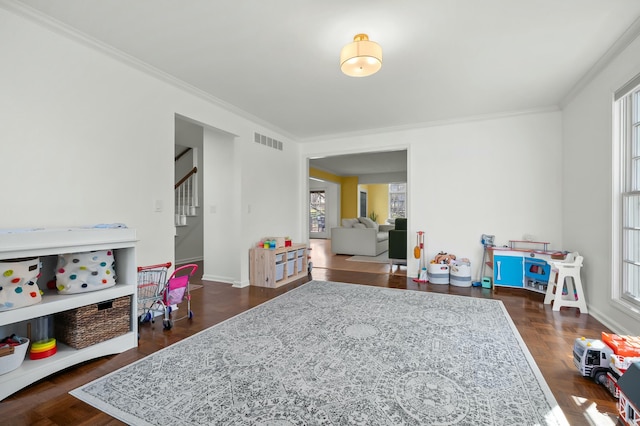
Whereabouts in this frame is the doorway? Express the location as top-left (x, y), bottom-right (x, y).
top-left (174, 117), bottom-right (204, 265)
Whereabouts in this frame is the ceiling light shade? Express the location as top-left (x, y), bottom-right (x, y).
top-left (340, 33), bottom-right (382, 77)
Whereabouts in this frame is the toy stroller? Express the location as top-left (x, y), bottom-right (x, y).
top-left (162, 263), bottom-right (198, 330)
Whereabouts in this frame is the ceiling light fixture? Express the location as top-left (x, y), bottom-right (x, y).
top-left (340, 33), bottom-right (382, 77)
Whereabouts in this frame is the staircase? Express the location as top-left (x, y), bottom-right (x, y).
top-left (175, 166), bottom-right (198, 226)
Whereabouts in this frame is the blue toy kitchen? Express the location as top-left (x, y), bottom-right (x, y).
top-left (486, 240), bottom-right (566, 293)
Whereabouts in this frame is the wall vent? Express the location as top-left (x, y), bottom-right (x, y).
top-left (254, 132), bottom-right (283, 151)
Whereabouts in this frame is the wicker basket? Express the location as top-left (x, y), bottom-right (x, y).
top-left (55, 296), bottom-right (131, 349)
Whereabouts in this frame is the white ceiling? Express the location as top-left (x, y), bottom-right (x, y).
top-left (10, 0), bottom-right (640, 143)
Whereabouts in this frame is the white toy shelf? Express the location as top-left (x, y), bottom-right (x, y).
top-left (0, 227), bottom-right (138, 400)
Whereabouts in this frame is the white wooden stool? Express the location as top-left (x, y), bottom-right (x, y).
top-left (544, 252), bottom-right (588, 313)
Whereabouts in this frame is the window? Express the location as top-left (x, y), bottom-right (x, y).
top-left (389, 183), bottom-right (406, 219)
top-left (309, 190), bottom-right (326, 233)
top-left (616, 77), bottom-right (640, 307)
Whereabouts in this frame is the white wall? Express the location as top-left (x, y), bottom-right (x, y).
top-left (563, 32), bottom-right (640, 334)
top-left (309, 178), bottom-right (340, 238)
top-left (0, 8), bottom-right (302, 284)
top-left (301, 111), bottom-right (564, 279)
top-left (202, 127), bottom-right (236, 283)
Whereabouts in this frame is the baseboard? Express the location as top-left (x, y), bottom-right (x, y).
top-left (587, 304), bottom-right (634, 335)
top-left (176, 256), bottom-right (203, 265)
top-left (201, 273), bottom-right (235, 285)
top-left (232, 280), bottom-right (250, 288)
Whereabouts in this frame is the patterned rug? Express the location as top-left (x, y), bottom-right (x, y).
top-left (71, 281), bottom-right (567, 425)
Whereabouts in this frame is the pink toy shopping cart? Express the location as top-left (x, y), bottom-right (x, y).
top-left (162, 263), bottom-right (198, 330)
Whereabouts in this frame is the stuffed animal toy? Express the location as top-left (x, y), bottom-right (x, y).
top-left (433, 252), bottom-right (457, 264)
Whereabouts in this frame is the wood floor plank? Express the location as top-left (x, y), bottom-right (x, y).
top-left (0, 239), bottom-right (619, 425)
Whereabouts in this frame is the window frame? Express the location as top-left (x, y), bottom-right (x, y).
top-left (614, 82), bottom-right (640, 311)
top-left (388, 182), bottom-right (407, 219)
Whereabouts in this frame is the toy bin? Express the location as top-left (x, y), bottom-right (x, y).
top-left (287, 260), bottom-right (295, 276)
top-left (0, 257), bottom-right (42, 312)
top-left (428, 264), bottom-right (449, 285)
top-left (0, 337), bottom-right (29, 375)
top-left (54, 296), bottom-right (130, 349)
top-left (276, 263), bottom-right (285, 281)
top-left (55, 250), bottom-right (116, 294)
top-left (450, 263), bottom-right (472, 287)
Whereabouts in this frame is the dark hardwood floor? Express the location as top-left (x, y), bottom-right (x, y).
top-left (0, 240), bottom-right (619, 425)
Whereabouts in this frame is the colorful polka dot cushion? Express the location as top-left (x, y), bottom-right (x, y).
top-left (0, 257), bottom-right (43, 311)
top-left (56, 250), bottom-right (116, 294)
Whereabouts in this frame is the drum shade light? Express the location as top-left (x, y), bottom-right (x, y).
top-left (340, 34), bottom-right (382, 77)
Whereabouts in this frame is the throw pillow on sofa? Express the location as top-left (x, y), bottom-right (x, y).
top-left (353, 223), bottom-right (366, 229)
top-left (341, 218), bottom-right (359, 228)
top-left (358, 217), bottom-right (379, 231)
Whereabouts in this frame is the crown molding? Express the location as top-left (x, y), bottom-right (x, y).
top-left (299, 106), bottom-right (560, 143)
top-left (560, 16), bottom-right (640, 108)
top-left (0, 0), bottom-right (297, 142)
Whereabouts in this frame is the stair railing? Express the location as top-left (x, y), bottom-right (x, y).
top-left (175, 166), bottom-right (198, 226)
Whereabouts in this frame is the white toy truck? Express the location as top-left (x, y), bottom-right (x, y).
top-left (574, 332), bottom-right (640, 398)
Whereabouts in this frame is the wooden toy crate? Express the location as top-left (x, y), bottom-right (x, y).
top-left (54, 296), bottom-right (131, 349)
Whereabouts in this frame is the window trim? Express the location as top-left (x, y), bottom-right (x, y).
top-left (388, 182), bottom-right (407, 219)
top-left (613, 79), bottom-right (640, 316)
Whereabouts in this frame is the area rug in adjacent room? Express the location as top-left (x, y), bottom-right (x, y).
top-left (346, 251), bottom-right (389, 263)
top-left (71, 281), bottom-right (567, 425)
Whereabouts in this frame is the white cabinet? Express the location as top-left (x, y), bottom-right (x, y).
top-left (0, 228), bottom-right (137, 400)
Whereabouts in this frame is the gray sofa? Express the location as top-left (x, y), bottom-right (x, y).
top-left (330, 218), bottom-right (394, 256)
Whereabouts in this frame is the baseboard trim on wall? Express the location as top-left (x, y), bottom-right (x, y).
top-left (201, 273), bottom-right (236, 285)
top-left (232, 280), bottom-right (250, 288)
top-left (176, 256), bottom-right (203, 265)
top-left (587, 304), bottom-right (633, 335)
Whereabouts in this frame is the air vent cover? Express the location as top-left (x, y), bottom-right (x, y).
top-left (254, 132), bottom-right (283, 151)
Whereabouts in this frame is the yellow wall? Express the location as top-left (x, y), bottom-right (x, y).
top-left (367, 184), bottom-right (389, 224)
top-left (308, 168), bottom-right (389, 223)
top-left (309, 167), bottom-right (359, 220)
top-left (309, 167), bottom-right (341, 184)
top-left (341, 177), bottom-right (359, 218)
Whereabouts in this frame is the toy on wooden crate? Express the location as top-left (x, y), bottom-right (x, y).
top-left (0, 257), bottom-right (42, 312)
top-left (55, 250), bottom-right (116, 294)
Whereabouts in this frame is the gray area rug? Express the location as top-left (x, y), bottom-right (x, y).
top-left (71, 281), bottom-right (567, 425)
